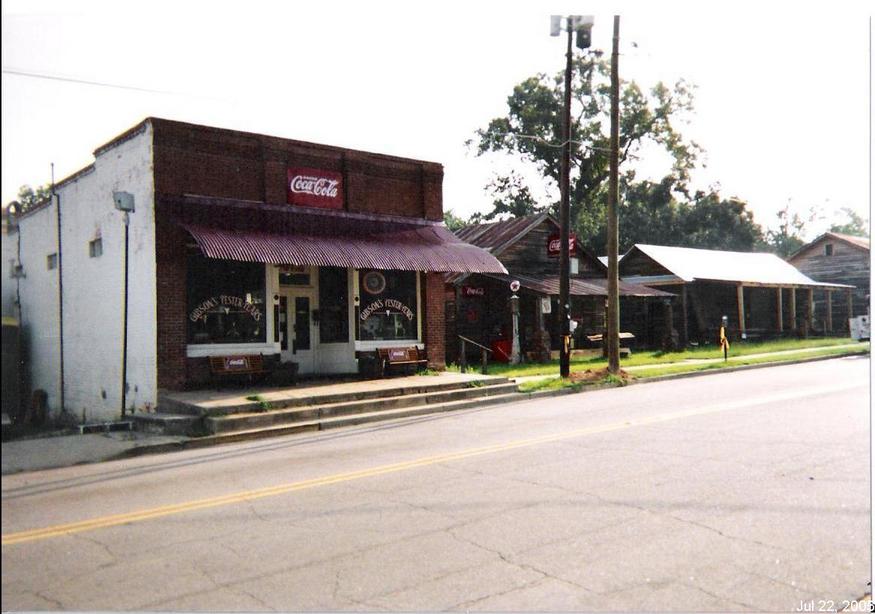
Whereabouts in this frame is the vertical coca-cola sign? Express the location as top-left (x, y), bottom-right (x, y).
top-left (287, 167), bottom-right (344, 209)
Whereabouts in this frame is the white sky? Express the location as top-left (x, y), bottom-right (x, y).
top-left (2, 0), bottom-right (871, 239)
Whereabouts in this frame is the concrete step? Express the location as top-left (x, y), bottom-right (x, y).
top-left (158, 377), bottom-right (512, 417)
top-left (204, 382), bottom-right (522, 434)
top-left (133, 413), bottom-right (200, 436)
top-left (196, 391), bottom-right (529, 444)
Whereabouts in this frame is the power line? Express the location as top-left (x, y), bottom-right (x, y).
top-left (2, 66), bottom-right (180, 95)
top-left (505, 132), bottom-right (613, 152)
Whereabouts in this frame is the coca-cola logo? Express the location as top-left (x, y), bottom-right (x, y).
top-left (290, 175), bottom-right (339, 198)
top-left (547, 233), bottom-right (577, 256)
top-left (287, 167), bottom-right (344, 209)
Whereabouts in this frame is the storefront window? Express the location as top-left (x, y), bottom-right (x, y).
top-left (319, 267), bottom-right (349, 343)
top-left (357, 270), bottom-right (418, 341)
top-left (187, 254), bottom-right (266, 344)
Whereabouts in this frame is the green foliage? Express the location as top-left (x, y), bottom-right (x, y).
top-left (765, 204), bottom-right (810, 257)
top-left (12, 184), bottom-right (52, 213)
top-left (829, 207), bottom-right (869, 237)
top-left (245, 394), bottom-right (271, 412)
top-left (469, 54), bottom-right (702, 236)
top-left (469, 173), bottom-right (540, 223)
top-left (443, 209), bottom-right (468, 232)
top-left (614, 179), bottom-right (765, 254)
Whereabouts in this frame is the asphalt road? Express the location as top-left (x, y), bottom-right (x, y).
top-left (2, 356), bottom-right (870, 612)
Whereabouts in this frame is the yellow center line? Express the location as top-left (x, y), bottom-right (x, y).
top-left (1, 381), bottom-right (861, 546)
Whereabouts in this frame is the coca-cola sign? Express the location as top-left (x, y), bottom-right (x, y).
top-left (287, 167), bottom-right (344, 209)
top-left (547, 233), bottom-right (577, 257)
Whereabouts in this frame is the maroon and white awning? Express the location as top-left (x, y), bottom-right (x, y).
top-left (179, 202), bottom-right (507, 273)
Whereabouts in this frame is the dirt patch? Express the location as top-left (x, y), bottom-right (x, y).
top-left (569, 368), bottom-right (634, 384)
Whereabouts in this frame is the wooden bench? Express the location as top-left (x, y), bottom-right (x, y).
top-left (209, 354), bottom-right (271, 386)
top-left (584, 332), bottom-right (635, 358)
top-left (377, 347), bottom-right (428, 376)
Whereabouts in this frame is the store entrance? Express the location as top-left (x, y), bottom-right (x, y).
top-left (280, 290), bottom-right (316, 375)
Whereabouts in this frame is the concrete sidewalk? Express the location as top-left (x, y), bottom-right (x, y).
top-left (2, 348), bottom-right (867, 476)
top-left (1, 431), bottom-right (189, 475)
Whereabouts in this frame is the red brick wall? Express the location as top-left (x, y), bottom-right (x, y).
top-left (154, 203), bottom-right (188, 390)
top-left (150, 118), bottom-right (448, 386)
top-left (151, 119), bottom-right (442, 219)
top-left (424, 273), bottom-right (446, 370)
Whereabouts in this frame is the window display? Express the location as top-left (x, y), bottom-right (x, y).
top-left (357, 270), bottom-right (418, 341)
top-left (319, 267), bottom-right (349, 343)
top-left (187, 253), bottom-right (266, 344)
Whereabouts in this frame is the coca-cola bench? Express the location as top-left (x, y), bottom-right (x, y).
top-left (209, 354), bottom-right (271, 386)
top-left (377, 347), bottom-right (428, 376)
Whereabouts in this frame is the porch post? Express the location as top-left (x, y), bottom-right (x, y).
top-left (826, 290), bottom-right (833, 333)
top-left (736, 284), bottom-right (746, 339)
top-left (789, 288), bottom-right (797, 331)
top-left (680, 285), bottom-right (689, 347)
top-left (807, 288), bottom-right (814, 333)
top-left (847, 288), bottom-right (854, 329)
top-left (776, 287), bottom-right (783, 332)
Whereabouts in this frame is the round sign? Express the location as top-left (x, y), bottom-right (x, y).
top-left (510, 280), bottom-right (521, 292)
top-left (362, 271), bottom-right (387, 295)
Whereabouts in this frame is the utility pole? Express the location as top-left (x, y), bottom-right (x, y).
top-left (606, 15), bottom-right (621, 374)
top-left (551, 14), bottom-right (593, 378)
top-left (559, 18), bottom-right (573, 378)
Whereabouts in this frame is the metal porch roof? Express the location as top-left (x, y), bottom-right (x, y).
top-left (626, 244), bottom-right (853, 289)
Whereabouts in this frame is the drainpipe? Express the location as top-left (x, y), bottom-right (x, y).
top-left (53, 168), bottom-right (66, 413)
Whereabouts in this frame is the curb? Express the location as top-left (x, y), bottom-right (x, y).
top-left (69, 350), bottom-right (875, 465)
top-left (515, 349), bottom-right (870, 401)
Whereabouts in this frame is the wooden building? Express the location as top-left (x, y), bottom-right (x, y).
top-left (446, 214), bottom-right (670, 362)
top-left (620, 244), bottom-right (854, 343)
top-left (787, 232), bottom-right (869, 326)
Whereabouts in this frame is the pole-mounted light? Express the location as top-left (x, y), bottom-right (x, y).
top-left (114, 191), bottom-right (135, 419)
top-left (550, 15), bottom-right (594, 378)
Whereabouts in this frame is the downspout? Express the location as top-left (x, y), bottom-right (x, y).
top-left (53, 167), bottom-right (66, 413)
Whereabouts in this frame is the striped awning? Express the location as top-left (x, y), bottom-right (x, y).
top-left (183, 222), bottom-right (507, 274)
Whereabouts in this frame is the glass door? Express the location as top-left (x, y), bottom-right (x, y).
top-left (281, 290), bottom-right (316, 374)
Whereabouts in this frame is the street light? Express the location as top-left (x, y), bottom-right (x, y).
top-left (114, 191), bottom-right (134, 419)
top-left (550, 15), bottom-right (593, 378)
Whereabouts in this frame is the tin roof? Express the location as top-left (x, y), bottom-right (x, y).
top-left (454, 213), bottom-right (552, 255)
top-left (182, 206), bottom-right (507, 274)
top-left (787, 231), bottom-right (870, 261)
top-left (624, 244), bottom-right (852, 289)
top-left (481, 273), bottom-right (671, 298)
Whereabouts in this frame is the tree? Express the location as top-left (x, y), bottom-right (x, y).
top-left (678, 191), bottom-right (765, 252)
top-left (765, 204), bottom-right (808, 257)
top-left (468, 172), bottom-right (539, 224)
top-left (616, 178), bottom-right (765, 254)
top-left (443, 209), bottom-right (468, 232)
top-left (10, 184), bottom-right (52, 213)
top-left (829, 207), bottom-right (869, 237)
top-left (468, 53), bottom-right (702, 240)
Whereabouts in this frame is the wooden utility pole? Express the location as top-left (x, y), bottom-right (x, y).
top-left (558, 17), bottom-right (573, 378)
top-left (606, 15), bottom-right (621, 374)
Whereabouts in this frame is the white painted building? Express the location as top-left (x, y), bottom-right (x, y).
top-left (6, 118), bottom-right (504, 423)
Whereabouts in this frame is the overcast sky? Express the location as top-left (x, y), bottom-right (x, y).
top-left (2, 1), bottom-right (871, 239)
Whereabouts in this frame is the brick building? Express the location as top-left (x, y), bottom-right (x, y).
top-left (7, 118), bottom-right (504, 422)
